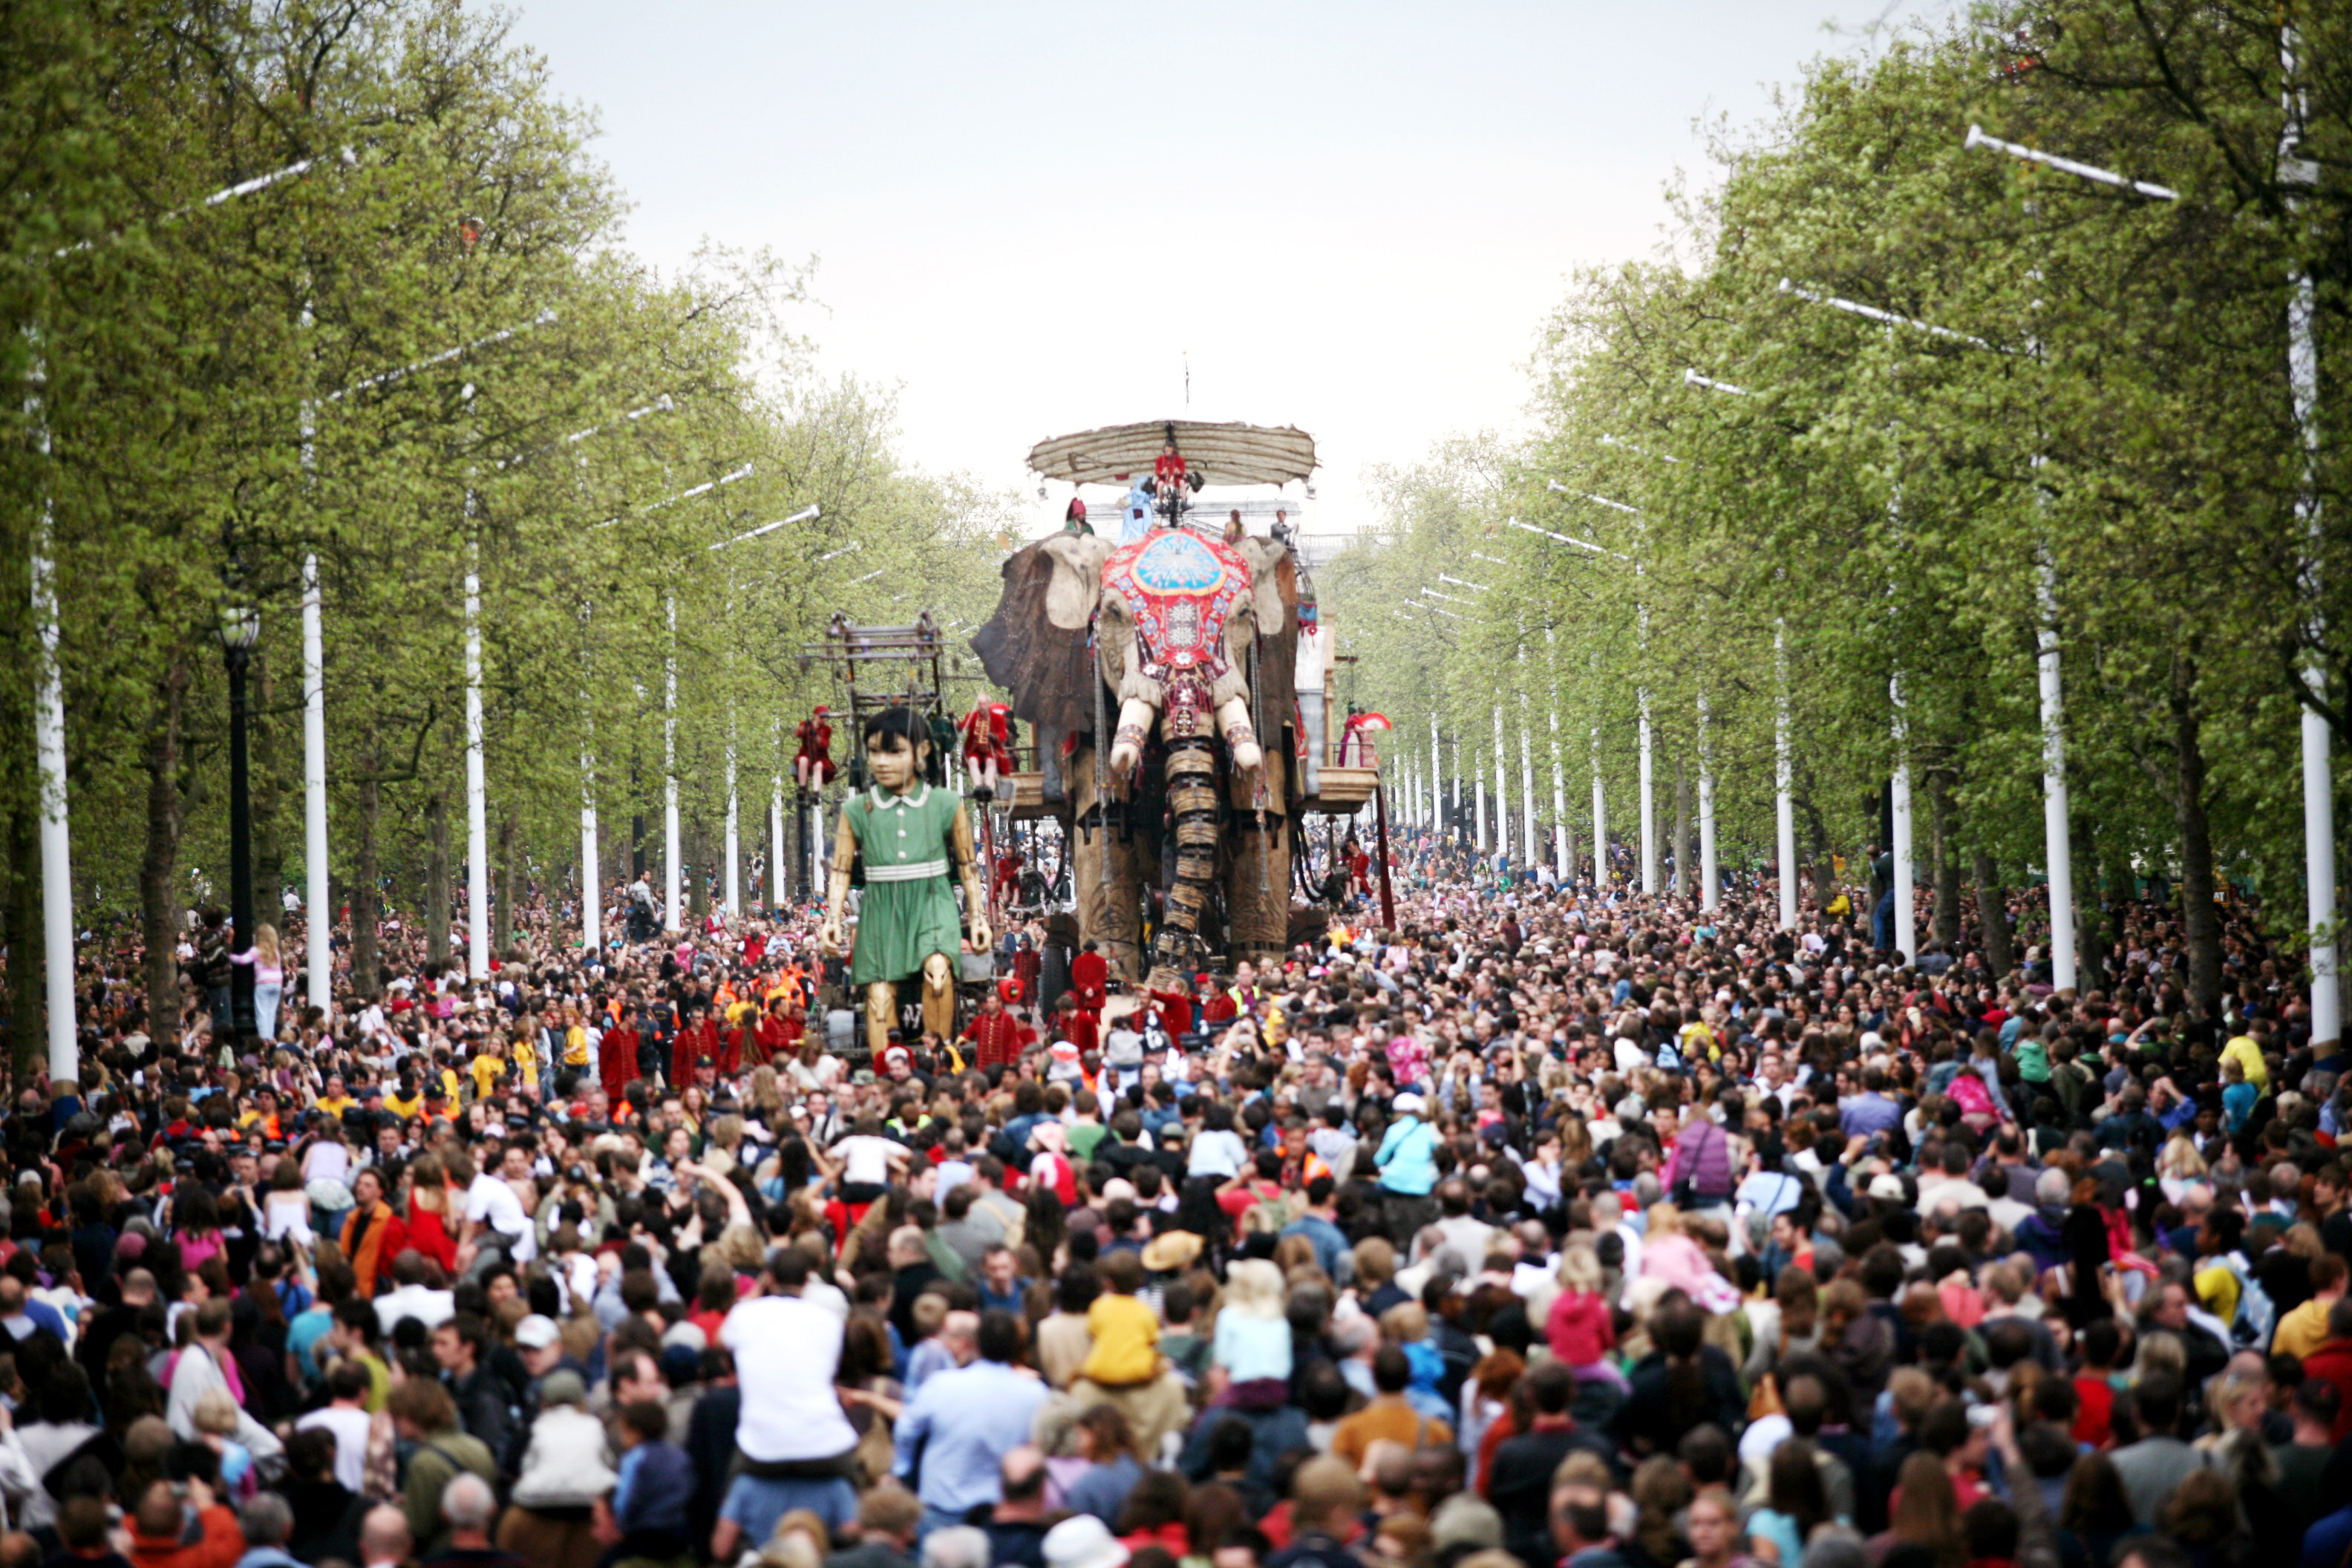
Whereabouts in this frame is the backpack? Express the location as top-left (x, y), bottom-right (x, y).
top-left (2227, 1255), bottom-right (2276, 1347)
top-left (1241, 1186), bottom-right (1293, 1236)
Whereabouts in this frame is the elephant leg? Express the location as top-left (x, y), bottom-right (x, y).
top-left (1227, 809), bottom-right (1291, 970)
top-left (1071, 742), bottom-right (1145, 983)
top-left (1147, 742), bottom-right (1222, 992)
top-left (1106, 697), bottom-right (1156, 795)
top-left (921, 953), bottom-right (956, 1039)
top-left (863, 980), bottom-right (895, 1058)
top-left (1215, 694), bottom-right (1264, 774)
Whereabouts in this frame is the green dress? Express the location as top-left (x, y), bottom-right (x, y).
top-left (845, 783), bottom-right (967, 986)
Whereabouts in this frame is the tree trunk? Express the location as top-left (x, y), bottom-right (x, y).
top-left (2170, 650), bottom-right (2224, 1018)
top-left (1797, 786), bottom-right (1834, 915)
top-left (251, 645), bottom-right (285, 926)
top-left (1673, 754), bottom-right (1691, 897)
top-left (496, 808), bottom-right (520, 954)
top-left (140, 656), bottom-right (191, 1051)
top-left (1974, 849), bottom-right (2015, 979)
top-left (6, 779), bottom-right (42, 1087)
top-left (426, 792), bottom-right (451, 966)
top-left (630, 745), bottom-right (646, 878)
top-left (2105, 853), bottom-right (2135, 962)
top-left (1927, 770), bottom-right (1962, 947)
top-left (352, 768), bottom-right (381, 999)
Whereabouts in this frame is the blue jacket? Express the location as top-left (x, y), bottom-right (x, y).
top-left (612, 1441), bottom-right (695, 1539)
top-left (1375, 1117), bottom-right (1438, 1196)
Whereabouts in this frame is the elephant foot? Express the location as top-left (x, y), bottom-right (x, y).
top-left (1108, 716), bottom-right (1150, 796)
top-left (1105, 745), bottom-right (1139, 796)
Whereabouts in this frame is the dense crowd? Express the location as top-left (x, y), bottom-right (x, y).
top-left (0, 823), bottom-right (2342, 1568)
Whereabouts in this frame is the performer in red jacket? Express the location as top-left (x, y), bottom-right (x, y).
top-left (961, 989), bottom-right (1025, 1076)
top-left (961, 701), bottom-right (1017, 802)
top-left (598, 1010), bottom-right (641, 1096)
top-left (793, 706), bottom-right (837, 791)
top-left (671, 1006), bottom-right (721, 1088)
top-left (756, 999), bottom-right (801, 1065)
top-left (1070, 938), bottom-right (1109, 1012)
top-left (1051, 993), bottom-right (1097, 1056)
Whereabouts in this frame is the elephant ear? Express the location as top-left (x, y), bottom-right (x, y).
top-left (1261, 544), bottom-right (1298, 705)
top-left (1247, 542), bottom-right (1300, 735)
top-left (1243, 537), bottom-right (1295, 635)
top-left (1039, 533), bottom-right (1111, 629)
top-left (970, 535), bottom-right (1111, 737)
top-left (1217, 539), bottom-right (1301, 733)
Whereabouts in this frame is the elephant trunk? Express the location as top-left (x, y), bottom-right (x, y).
top-left (1148, 741), bottom-right (1222, 991)
top-left (1216, 693), bottom-right (1263, 774)
top-left (1107, 697), bottom-right (1156, 794)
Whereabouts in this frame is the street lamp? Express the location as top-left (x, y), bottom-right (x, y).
top-left (215, 594), bottom-right (262, 1045)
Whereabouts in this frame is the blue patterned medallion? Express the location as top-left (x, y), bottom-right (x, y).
top-left (1131, 530), bottom-right (1227, 594)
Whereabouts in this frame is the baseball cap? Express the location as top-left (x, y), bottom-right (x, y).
top-left (515, 1314), bottom-right (559, 1350)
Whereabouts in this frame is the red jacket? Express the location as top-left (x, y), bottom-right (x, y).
top-left (1055, 1008), bottom-right (1097, 1056)
top-left (756, 1013), bottom-right (800, 1065)
top-left (1071, 950), bottom-right (1109, 1010)
top-left (964, 1010), bottom-right (1025, 1074)
top-left (130, 1504), bottom-right (244, 1568)
top-left (672, 1017), bottom-right (719, 1084)
top-left (599, 1025), bottom-right (639, 1094)
top-left (2306, 1337), bottom-right (2352, 1441)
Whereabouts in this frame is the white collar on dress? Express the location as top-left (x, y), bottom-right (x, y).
top-left (869, 783), bottom-right (932, 811)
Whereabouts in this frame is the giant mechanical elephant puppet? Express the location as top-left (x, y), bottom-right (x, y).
top-left (971, 526), bottom-right (1297, 989)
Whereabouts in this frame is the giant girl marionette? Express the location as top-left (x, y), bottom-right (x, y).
top-left (816, 708), bottom-right (991, 1054)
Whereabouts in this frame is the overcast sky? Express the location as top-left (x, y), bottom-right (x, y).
top-left (506, 1), bottom-right (1965, 537)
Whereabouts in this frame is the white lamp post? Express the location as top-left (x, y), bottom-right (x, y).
top-left (1967, 117), bottom-right (2325, 1020)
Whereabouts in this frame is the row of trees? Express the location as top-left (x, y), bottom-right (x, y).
top-left (1326, 0), bottom-right (2351, 1025)
top-left (1, 0), bottom-right (1013, 1071)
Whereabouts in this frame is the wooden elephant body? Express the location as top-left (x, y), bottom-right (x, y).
top-left (971, 523), bottom-right (1300, 988)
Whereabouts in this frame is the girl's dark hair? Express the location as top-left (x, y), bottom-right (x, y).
top-left (860, 706), bottom-right (927, 751)
top-left (1767, 1438), bottom-right (1829, 1538)
top-left (175, 1188), bottom-right (218, 1234)
top-left (1116, 1469), bottom-right (1190, 1534)
top-left (2059, 1452), bottom-right (2134, 1535)
top-left (1657, 1301), bottom-right (1711, 1442)
top-left (840, 1312), bottom-right (892, 1385)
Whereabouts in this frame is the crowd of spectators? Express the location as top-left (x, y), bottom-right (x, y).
top-left (0, 835), bottom-right (2341, 1568)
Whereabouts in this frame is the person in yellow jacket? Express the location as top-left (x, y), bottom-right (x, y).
top-left (2274, 1255), bottom-right (2348, 1361)
top-left (2220, 1025), bottom-right (2270, 1091)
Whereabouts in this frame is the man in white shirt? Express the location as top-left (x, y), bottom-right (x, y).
top-left (719, 1249), bottom-right (860, 1469)
top-left (462, 1148), bottom-right (537, 1269)
top-left (1429, 1179), bottom-right (1497, 1274)
top-left (295, 1361), bottom-right (376, 1491)
top-left (1592, 1189), bottom-right (1644, 1287)
top-left (1912, 1140), bottom-right (1993, 1217)
top-left (373, 1251), bottom-right (456, 1338)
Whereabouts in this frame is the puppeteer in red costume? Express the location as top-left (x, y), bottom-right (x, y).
top-left (992, 846), bottom-right (1025, 906)
top-left (793, 706), bottom-right (837, 792)
top-left (960, 700), bottom-right (1016, 801)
